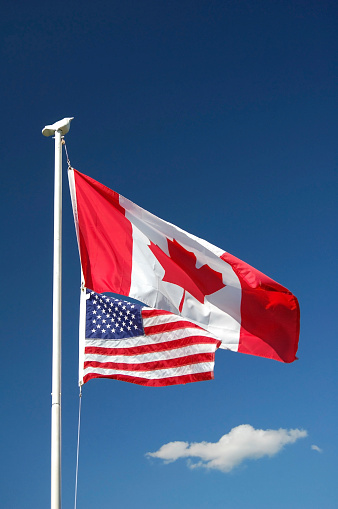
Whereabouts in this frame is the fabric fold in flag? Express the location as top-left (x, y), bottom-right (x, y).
top-left (79, 289), bottom-right (221, 386)
top-left (69, 169), bottom-right (300, 364)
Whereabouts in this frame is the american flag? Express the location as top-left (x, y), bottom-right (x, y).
top-left (80, 289), bottom-right (221, 387)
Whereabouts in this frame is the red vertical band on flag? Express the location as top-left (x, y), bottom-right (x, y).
top-left (221, 252), bottom-right (300, 363)
top-left (73, 170), bottom-right (133, 295)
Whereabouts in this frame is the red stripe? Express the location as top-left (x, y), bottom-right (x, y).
top-left (85, 336), bottom-right (220, 356)
top-left (141, 309), bottom-right (173, 318)
top-left (83, 371), bottom-right (214, 386)
top-left (73, 169), bottom-right (133, 295)
top-left (144, 320), bottom-right (205, 335)
top-left (84, 352), bottom-right (215, 372)
top-left (221, 252), bottom-right (300, 363)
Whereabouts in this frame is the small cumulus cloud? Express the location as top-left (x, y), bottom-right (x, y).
top-left (146, 424), bottom-right (307, 473)
top-left (311, 445), bottom-right (323, 453)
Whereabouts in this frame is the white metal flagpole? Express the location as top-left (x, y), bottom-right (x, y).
top-left (42, 117), bottom-right (74, 509)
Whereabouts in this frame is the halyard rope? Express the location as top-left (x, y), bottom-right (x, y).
top-left (62, 136), bottom-right (81, 509)
top-left (63, 139), bottom-right (73, 170)
top-left (63, 137), bottom-right (80, 508)
top-left (74, 386), bottom-right (82, 509)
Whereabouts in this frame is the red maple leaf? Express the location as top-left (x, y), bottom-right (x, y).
top-left (149, 238), bottom-right (225, 312)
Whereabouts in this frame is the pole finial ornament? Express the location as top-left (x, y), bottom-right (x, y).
top-left (42, 117), bottom-right (74, 137)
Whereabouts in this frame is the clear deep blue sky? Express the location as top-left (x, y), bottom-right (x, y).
top-left (1, 1), bottom-right (337, 508)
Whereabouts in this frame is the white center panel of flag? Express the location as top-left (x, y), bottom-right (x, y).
top-left (122, 199), bottom-right (242, 350)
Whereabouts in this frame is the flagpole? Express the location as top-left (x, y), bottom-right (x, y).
top-left (42, 117), bottom-right (74, 509)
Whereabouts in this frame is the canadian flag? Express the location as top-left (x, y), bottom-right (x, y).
top-left (69, 169), bottom-right (300, 363)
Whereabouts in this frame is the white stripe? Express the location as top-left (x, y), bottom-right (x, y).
top-left (84, 327), bottom-right (216, 349)
top-left (82, 361), bottom-right (215, 380)
top-left (143, 313), bottom-right (192, 326)
top-left (84, 343), bottom-right (217, 364)
top-left (142, 312), bottom-right (212, 330)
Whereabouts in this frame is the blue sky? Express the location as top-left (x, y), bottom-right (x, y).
top-left (1, 1), bottom-right (337, 508)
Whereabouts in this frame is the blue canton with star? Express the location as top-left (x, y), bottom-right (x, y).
top-left (86, 289), bottom-right (144, 340)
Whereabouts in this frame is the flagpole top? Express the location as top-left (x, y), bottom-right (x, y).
top-left (42, 117), bottom-right (74, 137)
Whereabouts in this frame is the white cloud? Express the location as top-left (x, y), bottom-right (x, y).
top-left (311, 445), bottom-right (323, 453)
top-left (146, 424), bottom-right (307, 473)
